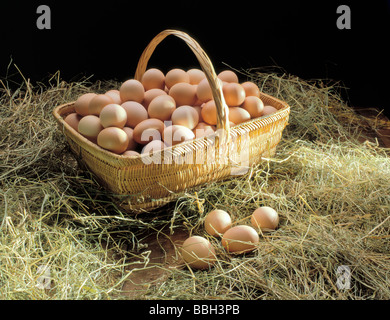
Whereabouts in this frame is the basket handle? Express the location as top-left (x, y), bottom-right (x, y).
top-left (134, 29), bottom-right (230, 138)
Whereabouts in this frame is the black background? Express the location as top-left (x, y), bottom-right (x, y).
top-left (1, 1), bottom-right (389, 116)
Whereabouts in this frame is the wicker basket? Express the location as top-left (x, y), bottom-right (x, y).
top-left (53, 29), bottom-right (290, 213)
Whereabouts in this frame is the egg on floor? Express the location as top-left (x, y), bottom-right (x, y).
top-left (74, 93), bottom-right (97, 116)
top-left (204, 209), bottom-right (232, 237)
top-left (97, 127), bottom-right (130, 154)
top-left (78, 115), bottom-right (104, 142)
top-left (251, 206), bottom-right (279, 231)
top-left (223, 83), bottom-right (246, 107)
top-left (121, 101), bottom-right (148, 128)
top-left (222, 225), bottom-right (259, 253)
top-left (88, 94), bottom-right (114, 116)
top-left (142, 88), bottom-right (167, 110)
top-left (180, 236), bottom-right (217, 270)
top-left (162, 125), bottom-right (195, 146)
top-left (241, 96), bottom-right (264, 119)
top-left (99, 104), bottom-right (127, 128)
top-left (228, 107), bottom-right (251, 125)
top-left (241, 81), bottom-right (260, 98)
top-left (165, 68), bottom-right (190, 89)
top-left (120, 79), bottom-right (145, 103)
top-left (141, 68), bottom-right (165, 91)
top-left (148, 95), bottom-right (176, 121)
top-left (133, 118), bottom-right (165, 145)
top-left (218, 70), bottom-right (239, 83)
top-left (171, 105), bottom-right (199, 130)
top-left (187, 68), bottom-right (205, 85)
top-left (64, 113), bottom-right (82, 132)
top-left (169, 82), bottom-right (197, 106)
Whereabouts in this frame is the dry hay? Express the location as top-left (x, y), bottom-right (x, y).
top-left (0, 66), bottom-right (389, 300)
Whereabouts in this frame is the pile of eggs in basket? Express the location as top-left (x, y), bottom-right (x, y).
top-left (64, 68), bottom-right (278, 156)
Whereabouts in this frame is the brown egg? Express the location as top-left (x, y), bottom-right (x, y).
top-left (228, 107), bottom-right (251, 125)
top-left (99, 104), bottom-right (127, 128)
top-left (122, 150), bottom-right (140, 157)
top-left (88, 94), bottom-right (114, 116)
top-left (141, 68), bottom-right (165, 91)
top-left (97, 127), bottom-right (130, 154)
top-left (119, 79), bottom-right (145, 103)
top-left (180, 236), bottom-right (217, 270)
top-left (204, 209), bottom-right (232, 237)
top-left (262, 105), bottom-right (278, 116)
top-left (105, 90), bottom-right (122, 104)
top-left (133, 118), bottom-right (165, 145)
top-left (241, 96), bottom-right (264, 118)
top-left (64, 113), bottom-right (82, 132)
top-left (142, 88), bottom-right (167, 110)
top-left (193, 122), bottom-right (216, 138)
top-left (122, 127), bottom-right (138, 151)
top-left (162, 125), bottom-right (195, 146)
top-left (241, 81), bottom-right (260, 98)
top-left (171, 106), bottom-right (199, 130)
top-left (78, 115), bottom-right (103, 141)
top-left (169, 82), bottom-right (197, 106)
top-left (196, 78), bottom-right (213, 103)
top-left (201, 100), bottom-right (218, 125)
top-left (218, 70), bottom-right (239, 83)
top-left (74, 93), bottom-right (97, 116)
top-left (222, 225), bottom-right (259, 253)
top-left (121, 101), bottom-right (148, 128)
top-left (251, 206), bottom-right (279, 231)
top-left (187, 68), bottom-right (206, 85)
top-left (193, 105), bottom-right (203, 122)
top-left (141, 140), bottom-right (167, 155)
top-left (223, 83), bottom-right (246, 107)
top-left (165, 68), bottom-right (190, 89)
top-left (148, 95), bottom-right (176, 121)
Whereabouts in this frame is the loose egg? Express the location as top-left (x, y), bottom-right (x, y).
top-left (64, 113), bottom-right (82, 132)
top-left (223, 83), bottom-right (246, 107)
top-left (122, 150), bottom-right (140, 157)
top-left (196, 78), bottom-right (213, 103)
top-left (133, 118), bottom-right (165, 145)
top-left (241, 81), bottom-right (260, 98)
top-left (171, 105), bottom-right (199, 130)
top-left (141, 68), bottom-right (165, 91)
top-left (222, 225), bottom-right (259, 253)
top-left (165, 68), bottom-right (190, 89)
top-left (218, 70), bottom-right (239, 83)
top-left (97, 127), bottom-right (130, 154)
top-left (187, 68), bottom-right (206, 85)
top-left (228, 107), bottom-right (251, 125)
top-left (251, 206), bottom-right (279, 231)
top-left (142, 88), bottom-right (167, 110)
top-left (105, 90), bottom-right (122, 104)
top-left (162, 125), bottom-right (195, 146)
top-left (180, 236), bottom-right (217, 270)
top-left (78, 115), bottom-right (103, 141)
top-left (169, 82), bottom-right (197, 106)
top-left (99, 104), bottom-right (127, 128)
top-left (241, 96), bottom-right (264, 118)
top-left (122, 127), bottom-right (138, 151)
top-left (201, 100), bottom-right (218, 125)
top-left (204, 209), bottom-right (232, 237)
top-left (119, 79), bottom-right (145, 103)
top-left (262, 105), bottom-right (278, 116)
top-left (74, 93), bottom-right (97, 116)
top-left (148, 95), bottom-right (176, 121)
top-left (88, 94), bottom-right (114, 116)
top-left (141, 140), bottom-right (166, 155)
top-left (193, 122), bottom-right (216, 138)
top-left (121, 101), bottom-right (148, 128)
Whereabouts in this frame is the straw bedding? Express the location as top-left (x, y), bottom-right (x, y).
top-left (0, 67), bottom-right (389, 299)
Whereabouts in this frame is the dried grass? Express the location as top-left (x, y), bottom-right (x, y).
top-left (0, 65), bottom-right (389, 300)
